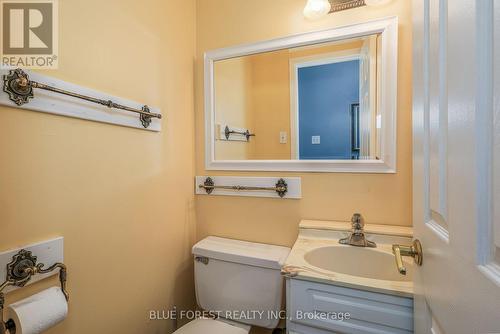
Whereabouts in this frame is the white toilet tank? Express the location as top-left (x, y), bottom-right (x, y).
top-left (192, 236), bottom-right (290, 329)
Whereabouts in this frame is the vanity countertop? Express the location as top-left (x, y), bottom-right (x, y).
top-left (299, 219), bottom-right (413, 237)
top-left (283, 220), bottom-right (414, 298)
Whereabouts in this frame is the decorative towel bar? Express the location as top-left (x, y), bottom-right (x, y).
top-left (2, 68), bottom-right (161, 128)
top-left (199, 177), bottom-right (288, 197)
top-left (224, 125), bottom-right (255, 141)
top-left (0, 249), bottom-right (69, 334)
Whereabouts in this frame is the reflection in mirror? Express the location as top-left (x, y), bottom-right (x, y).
top-left (214, 34), bottom-right (382, 161)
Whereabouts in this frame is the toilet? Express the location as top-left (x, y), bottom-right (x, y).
top-left (173, 236), bottom-right (291, 334)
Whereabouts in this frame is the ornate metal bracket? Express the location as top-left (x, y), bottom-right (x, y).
top-left (275, 179), bottom-right (288, 198)
top-left (199, 177), bottom-right (288, 198)
top-left (0, 249), bottom-right (69, 334)
top-left (203, 177), bottom-right (215, 195)
top-left (2, 69), bottom-right (34, 106)
top-left (2, 68), bottom-right (161, 128)
top-left (328, 0), bottom-right (366, 13)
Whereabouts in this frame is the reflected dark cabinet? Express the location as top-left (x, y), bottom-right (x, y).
top-left (350, 103), bottom-right (360, 160)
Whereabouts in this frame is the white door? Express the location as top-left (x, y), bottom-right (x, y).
top-left (413, 0), bottom-right (500, 333)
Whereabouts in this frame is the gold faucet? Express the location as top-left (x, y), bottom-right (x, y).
top-left (391, 240), bottom-right (423, 275)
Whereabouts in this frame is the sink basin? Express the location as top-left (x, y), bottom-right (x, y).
top-left (284, 220), bottom-right (414, 297)
top-left (304, 245), bottom-right (413, 282)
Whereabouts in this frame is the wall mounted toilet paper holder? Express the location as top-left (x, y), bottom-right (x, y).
top-left (0, 249), bottom-right (69, 334)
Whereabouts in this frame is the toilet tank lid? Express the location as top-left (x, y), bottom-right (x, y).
top-left (192, 236), bottom-right (291, 270)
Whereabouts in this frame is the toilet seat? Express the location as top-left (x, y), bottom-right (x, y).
top-left (173, 318), bottom-right (249, 334)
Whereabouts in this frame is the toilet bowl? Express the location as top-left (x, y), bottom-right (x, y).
top-left (173, 318), bottom-right (249, 334)
top-left (173, 236), bottom-right (290, 334)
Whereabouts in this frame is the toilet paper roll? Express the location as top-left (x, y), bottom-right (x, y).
top-left (6, 286), bottom-right (68, 334)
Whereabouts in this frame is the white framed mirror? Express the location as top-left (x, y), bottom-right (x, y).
top-left (204, 17), bottom-right (398, 173)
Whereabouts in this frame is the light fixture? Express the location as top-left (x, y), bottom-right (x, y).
top-left (303, 0), bottom-right (331, 20)
top-left (364, 0), bottom-right (392, 6)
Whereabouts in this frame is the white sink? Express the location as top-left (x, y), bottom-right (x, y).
top-left (285, 220), bottom-right (415, 334)
top-left (283, 220), bottom-right (414, 297)
top-left (304, 245), bottom-right (412, 282)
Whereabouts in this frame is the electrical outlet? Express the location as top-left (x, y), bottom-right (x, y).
top-left (312, 136), bottom-right (320, 144)
top-left (279, 131), bottom-right (287, 144)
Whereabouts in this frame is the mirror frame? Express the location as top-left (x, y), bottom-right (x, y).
top-left (204, 17), bottom-right (398, 173)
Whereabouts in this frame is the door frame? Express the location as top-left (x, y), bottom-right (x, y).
top-left (289, 50), bottom-right (361, 159)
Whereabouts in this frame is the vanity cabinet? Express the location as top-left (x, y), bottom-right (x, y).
top-left (286, 278), bottom-right (414, 334)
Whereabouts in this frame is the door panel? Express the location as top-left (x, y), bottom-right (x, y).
top-left (493, 0), bottom-right (500, 268)
top-left (476, 0), bottom-right (500, 285)
top-left (428, 0), bottom-right (448, 234)
top-left (413, 0), bottom-right (500, 333)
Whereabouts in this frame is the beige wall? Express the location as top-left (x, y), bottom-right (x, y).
top-left (0, 0), bottom-right (196, 333)
top-left (214, 57), bottom-right (255, 160)
top-left (195, 0), bottom-right (413, 247)
top-left (214, 50), bottom-right (293, 161)
top-left (248, 50), bottom-right (292, 160)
